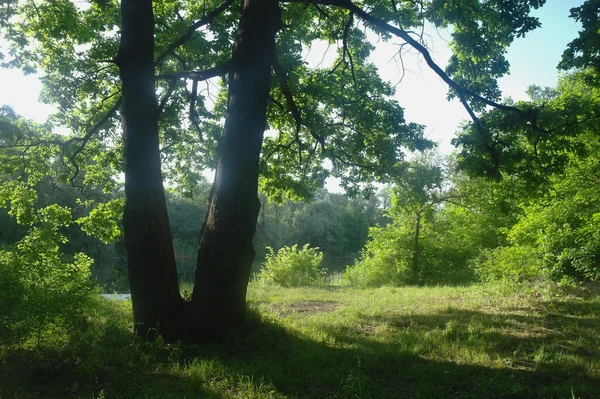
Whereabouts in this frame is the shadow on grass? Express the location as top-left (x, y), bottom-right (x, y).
top-left (2, 295), bottom-right (600, 398)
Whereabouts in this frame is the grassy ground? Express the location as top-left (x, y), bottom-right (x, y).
top-left (1, 283), bottom-right (599, 398)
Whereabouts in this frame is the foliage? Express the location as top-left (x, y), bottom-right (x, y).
top-left (165, 186), bottom-right (211, 280)
top-left (559, 0), bottom-right (600, 77)
top-left (453, 70), bottom-right (600, 286)
top-left (344, 202), bottom-right (505, 287)
top-left (453, 70), bottom-right (599, 185)
top-left (0, 108), bottom-right (125, 344)
top-left (506, 152), bottom-right (600, 285)
top-left (344, 152), bottom-right (513, 287)
top-left (342, 222), bottom-right (412, 288)
top-left (0, 0), bottom-right (549, 201)
top-left (0, 0), bottom-right (594, 343)
top-left (473, 246), bottom-right (544, 285)
top-left (256, 244), bottom-right (325, 287)
top-left (0, 206), bottom-right (97, 346)
top-left (254, 190), bottom-right (383, 273)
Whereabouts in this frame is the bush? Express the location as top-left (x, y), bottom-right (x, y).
top-left (342, 222), bottom-right (413, 287)
top-left (0, 205), bottom-right (97, 347)
top-left (473, 245), bottom-right (545, 285)
top-left (343, 250), bottom-right (411, 288)
top-left (256, 244), bottom-right (325, 287)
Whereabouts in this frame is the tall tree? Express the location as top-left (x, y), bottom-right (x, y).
top-left (190, 0), bottom-right (282, 336)
top-left (2, 0), bottom-right (551, 340)
top-left (116, 0), bottom-right (183, 339)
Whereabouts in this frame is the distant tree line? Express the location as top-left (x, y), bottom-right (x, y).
top-left (0, 162), bottom-right (387, 291)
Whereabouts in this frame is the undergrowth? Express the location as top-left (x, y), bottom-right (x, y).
top-left (1, 283), bottom-right (599, 398)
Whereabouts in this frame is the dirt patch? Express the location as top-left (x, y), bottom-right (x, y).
top-left (270, 301), bottom-right (341, 317)
top-left (354, 324), bottom-right (378, 335)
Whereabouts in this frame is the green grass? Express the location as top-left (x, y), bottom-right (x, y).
top-left (2, 283), bottom-right (600, 398)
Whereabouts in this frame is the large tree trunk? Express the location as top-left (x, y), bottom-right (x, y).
top-left (190, 0), bottom-right (281, 337)
top-left (117, 0), bottom-right (182, 341)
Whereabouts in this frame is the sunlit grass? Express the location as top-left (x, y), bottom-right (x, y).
top-left (2, 283), bottom-right (599, 398)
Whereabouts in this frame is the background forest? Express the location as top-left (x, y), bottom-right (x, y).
top-left (4, 69), bottom-right (599, 293)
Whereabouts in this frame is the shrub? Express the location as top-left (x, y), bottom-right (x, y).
top-left (256, 244), bottom-right (325, 287)
top-left (342, 249), bottom-right (411, 288)
top-left (473, 245), bottom-right (544, 285)
top-left (0, 205), bottom-right (97, 347)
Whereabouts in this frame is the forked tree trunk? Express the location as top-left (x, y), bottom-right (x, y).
top-left (117, 0), bottom-right (183, 341)
top-left (190, 0), bottom-right (281, 337)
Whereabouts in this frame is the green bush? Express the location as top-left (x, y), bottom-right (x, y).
top-left (342, 223), bottom-right (412, 287)
top-left (343, 249), bottom-right (411, 288)
top-left (256, 244), bottom-right (325, 287)
top-left (0, 205), bottom-right (97, 346)
top-left (473, 245), bottom-right (544, 285)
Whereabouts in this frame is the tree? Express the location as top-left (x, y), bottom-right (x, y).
top-left (468, 70), bottom-right (600, 285)
top-left (390, 152), bottom-right (445, 283)
top-left (344, 152), bottom-right (513, 287)
top-left (2, 0), bottom-right (550, 341)
top-left (559, 0), bottom-right (600, 78)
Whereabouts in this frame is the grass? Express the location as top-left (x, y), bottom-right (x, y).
top-left (1, 283), bottom-right (600, 398)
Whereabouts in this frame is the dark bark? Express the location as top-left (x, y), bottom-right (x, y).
top-left (116, 0), bottom-right (182, 340)
top-left (411, 211), bottom-right (421, 284)
top-left (190, 0), bottom-right (282, 337)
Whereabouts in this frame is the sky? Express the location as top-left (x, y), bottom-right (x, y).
top-left (0, 0), bottom-right (585, 190)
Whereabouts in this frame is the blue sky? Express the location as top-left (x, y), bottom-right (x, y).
top-left (501, 0), bottom-right (583, 99)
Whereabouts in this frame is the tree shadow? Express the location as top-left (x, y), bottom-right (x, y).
top-left (3, 296), bottom-right (600, 398)
top-left (164, 301), bottom-right (600, 399)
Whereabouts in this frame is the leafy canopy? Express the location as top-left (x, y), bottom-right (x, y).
top-left (1, 0), bottom-right (547, 200)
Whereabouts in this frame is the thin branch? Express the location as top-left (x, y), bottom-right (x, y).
top-left (273, 57), bottom-right (302, 139)
top-left (283, 0), bottom-right (532, 120)
top-left (302, 0), bottom-right (329, 18)
top-left (158, 80), bottom-right (178, 114)
top-left (342, 11), bottom-right (356, 84)
top-left (67, 96), bottom-right (122, 165)
top-left (189, 79), bottom-right (203, 142)
top-left (301, 139), bottom-right (320, 184)
top-left (313, 3), bottom-right (329, 18)
top-left (155, 0), bottom-right (235, 65)
top-left (156, 62), bottom-right (230, 81)
top-left (269, 95), bottom-right (286, 110)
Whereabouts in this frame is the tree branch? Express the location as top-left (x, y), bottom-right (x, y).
top-left (342, 11), bottom-right (356, 84)
top-left (158, 80), bottom-right (178, 114)
top-left (189, 80), bottom-right (203, 142)
top-left (155, 62), bottom-right (230, 81)
top-left (273, 57), bottom-right (302, 139)
top-left (155, 0), bottom-right (235, 65)
top-left (282, 0), bottom-right (532, 121)
top-left (67, 96), bottom-right (122, 164)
